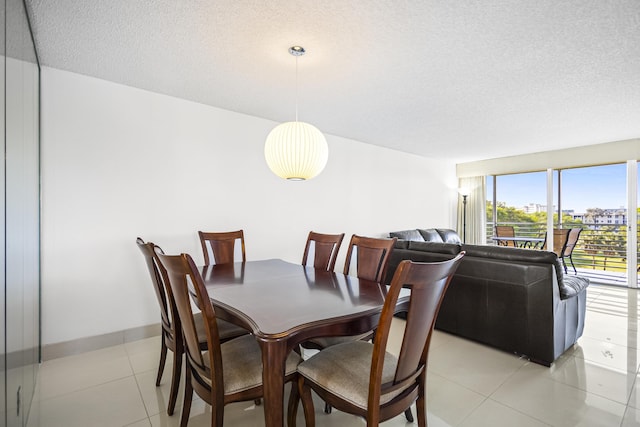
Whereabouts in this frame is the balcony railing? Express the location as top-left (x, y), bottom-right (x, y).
top-left (487, 221), bottom-right (639, 286)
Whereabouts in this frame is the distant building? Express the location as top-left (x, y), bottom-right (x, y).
top-left (522, 203), bottom-right (548, 213)
top-left (572, 208), bottom-right (627, 225)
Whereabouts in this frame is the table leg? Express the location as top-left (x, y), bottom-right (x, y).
top-left (257, 338), bottom-right (288, 427)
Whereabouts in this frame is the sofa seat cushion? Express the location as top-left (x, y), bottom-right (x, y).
top-left (560, 275), bottom-right (589, 300)
top-left (389, 229), bottom-right (425, 241)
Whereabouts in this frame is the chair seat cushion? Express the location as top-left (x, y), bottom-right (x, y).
top-left (204, 335), bottom-right (302, 394)
top-left (297, 340), bottom-right (401, 409)
top-left (193, 312), bottom-right (247, 343)
top-left (305, 332), bottom-right (372, 349)
top-left (217, 318), bottom-right (250, 340)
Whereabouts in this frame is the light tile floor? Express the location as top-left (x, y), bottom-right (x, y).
top-left (26, 284), bottom-right (640, 426)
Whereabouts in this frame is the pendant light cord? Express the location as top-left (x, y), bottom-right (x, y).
top-left (295, 55), bottom-right (299, 122)
top-left (288, 45), bottom-right (305, 122)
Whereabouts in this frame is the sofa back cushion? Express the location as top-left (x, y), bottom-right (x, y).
top-left (409, 241), bottom-right (461, 255)
top-left (436, 228), bottom-right (462, 244)
top-left (393, 239), bottom-right (410, 249)
top-left (460, 244), bottom-right (584, 296)
top-left (462, 244), bottom-right (557, 263)
top-left (389, 229), bottom-right (425, 241)
top-left (417, 228), bottom-right (444, 242)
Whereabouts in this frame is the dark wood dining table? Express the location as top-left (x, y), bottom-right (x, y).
top-left (200, 259), bottom-right (409, 427)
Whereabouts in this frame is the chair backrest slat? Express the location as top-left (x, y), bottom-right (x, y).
top-left (198, 230), bottom-right (246, 265)
top-left (343, 235), bottom-right (397, 282)
top-left (302, 231), bottom-right (345, 271)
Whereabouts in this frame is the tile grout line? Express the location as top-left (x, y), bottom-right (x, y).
top-left (125, 340), bottom-right (182, 426)
top-left (33, 370), bottom-right (135, 403)
top-left (484, 360), bottom-right (555, 426)
top-left (454, 394), bottom-right (490, 426)
top-left (127, 346), bottom-right (154, 425)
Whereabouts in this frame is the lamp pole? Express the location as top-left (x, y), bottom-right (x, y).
top-left (462, 194), bottom-right (467, 244)
top-left (458, 187), bottom-right (470, 244)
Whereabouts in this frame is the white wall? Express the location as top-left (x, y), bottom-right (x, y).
top-left (40, 67), bottom-right (457, 346)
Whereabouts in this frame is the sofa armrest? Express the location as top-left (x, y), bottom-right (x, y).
top-left (560, 276), bottom-right (589, 300)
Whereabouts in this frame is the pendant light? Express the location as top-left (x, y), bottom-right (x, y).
top-left (264, 46), bottom-right (328, 181)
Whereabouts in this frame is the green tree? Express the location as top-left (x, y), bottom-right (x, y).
top-left (486, 201), bottom-right (535, 223)
top-left (487, 201), bottom-right (580, 226)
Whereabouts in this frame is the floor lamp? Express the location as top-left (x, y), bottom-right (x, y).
top-left (459, 188), bottom-right (470, 243)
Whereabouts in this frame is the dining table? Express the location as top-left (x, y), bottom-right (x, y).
top-left (200, 258), bottom-right (410, 427)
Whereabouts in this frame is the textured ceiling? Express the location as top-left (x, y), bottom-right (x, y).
top-left (25, 0), bottom-right (640, 162)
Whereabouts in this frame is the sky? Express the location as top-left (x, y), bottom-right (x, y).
top-left (488, 163), bottom-right (635, 214)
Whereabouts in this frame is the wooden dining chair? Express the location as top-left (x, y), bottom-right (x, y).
top-left (198, 230), bottom-right (246, 265)
top-left (290, 253), bottom-right (465, 427)
top-left (304, 234), bottom-right (397, 352)
top-left (495, 225), bottom-right (516, 246)
top-left (299, 231), bottom-right (344, 354)
top-left (303, 234), bottom-right (397, 414)
top-left (155, 249), bottom-right (302, 427)
top-left (301, 231), bottom-right (345, 271)
top-left (136, 238), bottom-right (248, 416)
top-left (343, 234), bottom-right (398, 282)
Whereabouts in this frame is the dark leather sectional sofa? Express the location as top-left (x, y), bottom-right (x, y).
top-left (386, 228), bottom-right (589, 366)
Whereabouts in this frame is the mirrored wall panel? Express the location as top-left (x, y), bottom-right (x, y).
top-left (3, 0), bottom-right (41, 425)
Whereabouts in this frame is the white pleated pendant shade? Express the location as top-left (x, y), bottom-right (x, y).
top-left (264, 121), bottom-right (328, 180)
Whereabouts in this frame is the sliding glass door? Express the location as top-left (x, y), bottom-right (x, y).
top-left (486, 171), bottom-right (547, 241)
top-left (488, 162), bottom-right (638, 288)
top-left (559, 164), bottom-right (628, 285)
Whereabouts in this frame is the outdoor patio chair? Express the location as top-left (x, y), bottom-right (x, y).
top-left (495, 225), bottom-right (516, 247)
top-left (561, 228), bottom-right (583, 274)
